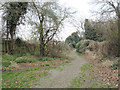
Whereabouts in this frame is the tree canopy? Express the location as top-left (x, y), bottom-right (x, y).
top-left (29, 1), bottom-right (71, 56)
top-left (2, 2), bottom-right (28, 54)
top-left (65, 32), bottom-right (82, 48)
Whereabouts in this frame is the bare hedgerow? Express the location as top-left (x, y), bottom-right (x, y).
top-left (46, 40), bottom-right (70, 58)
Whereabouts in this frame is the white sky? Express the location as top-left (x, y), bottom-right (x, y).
top-left (57, 0), bottom-right (94, 41)
top-left (1, 0), bottom-right (95, 41)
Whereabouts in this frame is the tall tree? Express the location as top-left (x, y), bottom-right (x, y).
top-left (30, 2), bottom-right (70, 56)
top-left (93, 0), bottom-right (120, 56)
top-left (65, 32), bottom-right (82, 48)
top-left (84, 19), bottom-right (98, 41)
top-left (84, 19), bottom-right (104, 41)
top-left (2, 2), bottom-right (28, 54)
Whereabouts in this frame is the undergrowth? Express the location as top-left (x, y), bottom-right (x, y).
top-left (69, 64), bottom-right (112, 88)
top-left (2, 67), bottom-right (49, 88)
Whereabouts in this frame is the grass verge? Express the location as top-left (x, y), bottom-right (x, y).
top-left (2, 67), bottom-right (49, 88)
top-left (68, 64), bottom-right (112, 88)
top-left (2, 54), bottom-right (72, 88)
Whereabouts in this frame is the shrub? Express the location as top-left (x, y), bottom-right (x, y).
top-left (45, 63), bottom-right (50, 66)
top-left (75, 42), bottom-right (81, 50)
top-left (16, 59), bottom-right (27, 63)
top-left (28, 59), bottom-right (36, 63)
top-left (22, 53), bottom-right (31, 56)
top-left (2, 67), bottom-right (6, 71)
top-left (65, 60), bottom-right (69, 63)
top-left (2, 54), bottom-right (17, 61)
top-left (60, 58), bottom-right (64, 61)
top-left (84, 19), bottom-right (104, 42)
top-left (2, 61), bottom-right (11, 67)
top-left (76, 48), bottom-right (85, 54)
top-left (46, 41), bottom-right (70, 58)
top-left (39, 57), bottom-right (53, 61)
top-left (84, 41), bottom-right (90, 47)
top-left (65, 32), bottom-right (82, 48)
top-left (76, 40), bottom-right (89, 54)
top-left (111, 61), bottom-right (119, 70)
top-left (16, 59), bottom-right (37, 63)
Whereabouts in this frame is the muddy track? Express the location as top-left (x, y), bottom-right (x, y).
top-left (31, 50), bottom-right (88, 88)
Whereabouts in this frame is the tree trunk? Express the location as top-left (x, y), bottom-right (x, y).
top-left (117, 16), bottom-right (120, 57)
top-left (39, 20), bottom-right (45, 57)
top-left (10, 32), bottom-right (14, 54)
top-left (6, 28), bottom-right (9, 53)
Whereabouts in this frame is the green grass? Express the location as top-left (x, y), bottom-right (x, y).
top-left (2, 67), bottom-right (49, 88)
top-left (45, 63), bottom-right (50, 66)
top-left (2, 56), bottom-right (72, 88)
top-left (2, 54), bottom-right (54, 64)
top-left (38, 57), bottom-right (53, 61)
top-left (59, 57), bottom-right (64, 61)
top-left (2, 61), bottom-right (11, 67)
top-left (2, 61), bottom-right (70, 88)
top-left (2, 53), bottom-right (72, 88)
top-left (77, 52), bottom-right (83, 56)
top-left (65, 60), bottom-right (69, 63)
top-left (2, 54), bottom-right (17, 61)
top-left (16, 59), bottom-right (37, 63)
top-left (57, 65), bottom-right (64, 71)
top-left (2, 54), bottom-right (71, 64)
top-left (69, 64), bottom-right (112, 88)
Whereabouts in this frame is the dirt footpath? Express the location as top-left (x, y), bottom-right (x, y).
top-left (31, 50), bottom-right (88, 88)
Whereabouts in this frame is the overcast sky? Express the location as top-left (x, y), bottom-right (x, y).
top-left (1, 0), bottom-right (95, 41)
top-left (57, 0), bottom-right (94, 41)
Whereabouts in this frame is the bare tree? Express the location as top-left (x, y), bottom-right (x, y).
top-left (72, 18), bottom-right (85, 38)
top-left (93, 0), bottom-right (120, 57)
top-left (29, 1), bottom-right (71, 56)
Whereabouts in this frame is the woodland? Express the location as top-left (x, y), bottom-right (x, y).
top-left (0, 0), bottom-right (119, 89)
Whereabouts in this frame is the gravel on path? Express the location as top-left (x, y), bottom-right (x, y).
top-left (31, 50), bottom-right (88, 88)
